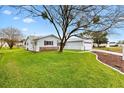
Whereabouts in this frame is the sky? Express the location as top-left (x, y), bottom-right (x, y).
top-left (0, 6), bottom-right (56, 37)
top-left (0, 6), bottom-right (124, 42)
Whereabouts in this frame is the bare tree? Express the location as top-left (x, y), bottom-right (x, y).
top-left (1, 27), bottom-right (22, 49)
top-left (13, 5), bottom-right (124, 52)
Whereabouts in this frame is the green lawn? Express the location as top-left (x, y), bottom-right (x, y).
top-left (94, 47), bottom-right (122, 53)
top-left (0, 48), bottom-right (124, 88)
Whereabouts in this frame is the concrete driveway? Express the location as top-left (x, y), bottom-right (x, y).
top-left (91, 49), bottom-right (123, 56)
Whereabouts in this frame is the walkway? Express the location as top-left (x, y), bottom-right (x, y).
top-left (91, 49), bottom-right (123, 56)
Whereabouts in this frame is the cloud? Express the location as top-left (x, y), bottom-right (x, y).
top-left (3, 10), bottom-right (12, 15)
top-left (23, 18), bottom-right (35, 24)
top-left (22, 28), bottom-right (28, 32)
top-left (13, 17), bottom-right (20, 20)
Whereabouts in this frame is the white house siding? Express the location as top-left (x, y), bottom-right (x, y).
top-left (36, 36), bottom-right (60, 51)
top-left (25, 39), bottom-right (35, 51)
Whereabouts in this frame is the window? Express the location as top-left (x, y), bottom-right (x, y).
top-left (44, 41), bottom-right (53, 45)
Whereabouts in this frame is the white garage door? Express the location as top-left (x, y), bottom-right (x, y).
top-left (84, 42), bottom-right (92, 50)
top-left (64, 41), bottom-right (83, 50)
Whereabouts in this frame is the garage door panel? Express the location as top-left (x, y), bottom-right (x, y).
top-left (84, 43), bottom-right (92, 50)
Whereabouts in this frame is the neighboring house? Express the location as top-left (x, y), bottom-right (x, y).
top-left (0, 42), bottom-right (9, 47)
top-left (25, 34), bottom-right (93, 52)
top-left (64, 36), bottom-right (93, 50)
top-left (15, 39), bottom-right (26, 48)
top-left (0, 38), bottom-right (9, 48)
top-left (3, 42), bottom-right (9, 47)
top-left (93, 43), bottom-right (108, 47)
top-left (106, 42), bottom-right (118, 47)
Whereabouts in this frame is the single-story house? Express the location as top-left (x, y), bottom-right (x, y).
top-left (15, 39), bottom-right (26, 48)
top-left (0, 42), bottom-right (9, 47)
top-left (0, 38), bottom-right (9, 48)
top-left (93, 43), bottom-right (108, 47)
top-left (25, 34), bottom-right (93, 52)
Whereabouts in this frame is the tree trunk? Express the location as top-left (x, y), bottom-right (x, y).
top-left (9, 45), bottom-right (13, 49)
top-left (59, 46), bottom-right (63, 52)
top-left (97, 43), bottom-right (100, 47)
top-left (8, 41), bottom-right (14, 49)
top-left (59, 41), bottom-right (66, 52)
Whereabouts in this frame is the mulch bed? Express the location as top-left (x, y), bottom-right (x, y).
top-left (93, 51), bottom-right (124, 73)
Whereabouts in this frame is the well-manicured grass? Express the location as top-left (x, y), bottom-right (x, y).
top-left (1, 48), bottom-right (124, 88)
top-left (94, 47), bottom-right (122, 53)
